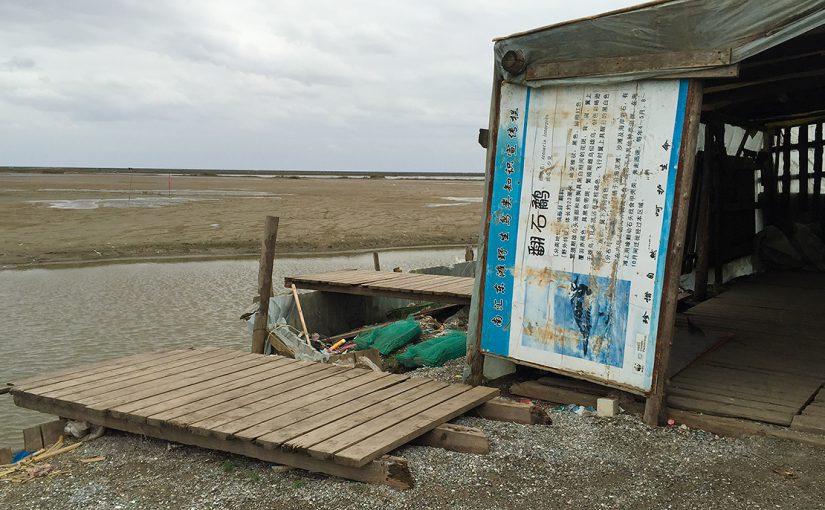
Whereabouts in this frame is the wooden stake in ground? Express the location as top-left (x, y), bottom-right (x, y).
top-left (291, 284), bottom-right (311, 344)
top-left (252, 216), bottom-right (279, 354)
top-left (372, 251), bottom-right (381, 271)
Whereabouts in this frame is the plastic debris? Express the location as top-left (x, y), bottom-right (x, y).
top-left (396, 330), bottom-right (467, 368)
top-left (268, 319), bottom-right (329, 362)
top-left (354, 318), bottom-right (421, 356)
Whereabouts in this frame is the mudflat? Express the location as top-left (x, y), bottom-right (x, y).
top-left (0, 172), bottom-right (484, 267)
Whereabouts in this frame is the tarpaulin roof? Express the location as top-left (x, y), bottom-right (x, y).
top-left (495, 0), bottom-right (825, 86)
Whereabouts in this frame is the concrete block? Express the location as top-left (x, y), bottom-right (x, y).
top-left (482, 355), bottom-right (516, 381)
top-left (597, 397), bottom-right (619, 418)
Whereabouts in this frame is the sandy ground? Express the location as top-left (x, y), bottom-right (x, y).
top-left (0, 172), bottom-right (484, 267)
top-left (2, 360), bottom-right (824, 509)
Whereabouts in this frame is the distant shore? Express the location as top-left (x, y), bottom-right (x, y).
top-left (0, 166), bottom-right (484, 180)
top-left (0, 171), bottom-right (484, 268)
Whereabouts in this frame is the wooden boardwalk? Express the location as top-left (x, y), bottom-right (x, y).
top-left (669, 271), bottom-right (825, 427)
top-left (285, 269), bottom-right (474, 304)
top-left (9, 348), bottom-right (498, 487)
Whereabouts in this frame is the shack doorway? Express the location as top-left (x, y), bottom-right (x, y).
top-left (667, 29), bottom-right (825, 433)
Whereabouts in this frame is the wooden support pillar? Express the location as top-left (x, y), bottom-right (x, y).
top-left (814, 123), bottom-right (824, 218)
top-left (800, 124), bottom-right (810, 212)
top-left (372, 251), bottom-right (381, 271)
top-left (693, 124), bottom-right (713, 301)
top-left (782, 127), bottom-right (792, 222)
top-left (643, 80), bottom-right (704, 427)
top-left (252, 216), bottom-right (280, 354)
top-left (710, 122), bottom-right (725, 291)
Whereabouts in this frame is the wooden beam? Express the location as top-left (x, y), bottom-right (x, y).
top-left (693, 125), bottom-right (713, 301)
top-left (12, 393), bottom-right (415, 489)
top-left (782, 127), bottom-right (792, 219)
top-left (473, 397), bottom-right (552, 425)
top-left (282, 281), bottom-right (470, 305)
top-left (252, 216), bottom-right (280, 354)
top-left (814, 123), bottom-right (823, 218)
top-left (643, 80), bottom-right (704, 427)
top-left (510, 381), bottom-right (600, 408)
top-left (800, 124), bottom-right (810, 211)
top-left (372, 251), bottom-right (381, 271)
top-left (656, 64), bottom-right (739, 80)
top-left (525, 50), bottom-right (731, 81)
top-left (411, 423), bottom-right (490, 454)
top-left (668, 408), bottom-right (825, 448)
top-left (465, 74), bottom-right (504, 386)
top-left (710, 122), bottom-right (725, 292)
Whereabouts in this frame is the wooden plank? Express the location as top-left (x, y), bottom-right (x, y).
top-left (304, 384), bottom-right (470, 461)
top-left (69, 351), bottom-right (255, 405)
top-left (668, 408), bottom-right (825, 448)
top-left (40, 419), bottom-right (67, 445)
top-left (411, 423), bottom-right (490, 454)
top-left (22, 424), bottom-right (44, 451)
top-left (334, 385), bottom-right (499, 467)
top-left (525, 50), bottom-right (731, 81)
top-left (234, 375), bottom-right (410, 445)
top-left (36, 348), bottom-right (235, 398)
top-left (667, 395), bottom-right (793, 425)
top-left (11, 392), bottom-right (415, 489)
top-left (815, 122), bottom-right (823, 218)
top-left (644, 79), bottom-right (704, 426)
top-left (282, 381), bottom-right (449, 453)
top-left (188, 371), bottom-right (384, 438)
top-left (13, 348), bottom-right (201, 390)
top-left (790, 414), bottom-right (825, 434)
top-left (667, 386), bottom-right (802, 415)
top-left (251, 378), bottom-right (431, 446)
top-left (511, 380), bottom-right (601, 407)
top-left (112, 357), bottom-right (306, 420)
top-left (150, 366), bottom-right (377, 427)
top-left (473, 397), bottom-right (551, 425)
top-left (282, 281), bottom-right (470, 304)
top-left (171, 366), bottom-right (362, 431)
top-left (81, 354), bottom-right (274, 410)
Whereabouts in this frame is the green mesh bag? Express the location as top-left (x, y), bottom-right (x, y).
top-left (354, 318), bottom-right (421, 356)
top-left (396, 330), bottom-right (467, 368)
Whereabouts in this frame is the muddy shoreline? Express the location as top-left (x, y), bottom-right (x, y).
top-left (0, 172), bottom-right (484, 267)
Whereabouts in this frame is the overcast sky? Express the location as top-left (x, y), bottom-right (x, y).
top-left (0, 1), bottom-right (639, 172)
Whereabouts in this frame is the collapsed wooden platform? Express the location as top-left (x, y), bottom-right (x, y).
top-left (285, 269), bottom-right (474, 304)
top-left (9, 347), bottom-right (498, 487)
top-left (669, 271), bottom-right (825, 428)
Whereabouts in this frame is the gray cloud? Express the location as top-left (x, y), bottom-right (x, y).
top-left (0, 0), bottom-right (636, 172)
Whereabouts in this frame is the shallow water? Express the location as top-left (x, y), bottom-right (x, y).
top-left (0, 248), bottom-right (465, 449)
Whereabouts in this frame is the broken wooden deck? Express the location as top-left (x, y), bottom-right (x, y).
top-left (284, 269), bottom-right (474, 304)
top-left (9, 347), bottom-right (498, 487)
top-left (668, 271), bottom-right (825, 427)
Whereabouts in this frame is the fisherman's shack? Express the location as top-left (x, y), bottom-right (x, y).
top-left (465, 0), bottom-right (825, 437)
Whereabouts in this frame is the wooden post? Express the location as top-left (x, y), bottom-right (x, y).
top-left (465, 69), bottom-right (504, 386)
top-left (465, 246), bottom-right (474, 262)
top-left (814, 123), bottom-right (823, 219)
top-left (782, 126), bottom-right (792, 222)
top-left (252, 216), bottom-right (279, 354)
top-left (711, 122), bottom-right (726, 291)
top-left (291, 283), bottom-right (311, 343)
top-left (372, 251), bottom-right (381, 271)
top-left (643, 80), bottom-right (704, 427)
top-left (799, 124), bottom-right (810, 212)
top-left (693, 124), bottom-right (713, 301)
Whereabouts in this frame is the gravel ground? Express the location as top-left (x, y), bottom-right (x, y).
top-left (3, 362), bottom-right (824, 509)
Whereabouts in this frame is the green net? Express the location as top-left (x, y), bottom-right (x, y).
top-left (354, 318), bottom-right (421, 356)
top-left (396, 330), bottom-right (467, 368)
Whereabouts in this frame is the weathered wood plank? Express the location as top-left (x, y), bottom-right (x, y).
top-left (11, 392), bottom-right (415, 489)
top-left (411, 423), bottom-right (490, 454)
top-left (252, 378), bottom-right (430, 446)
top-left (334, 386), bottom-right (499, 467)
